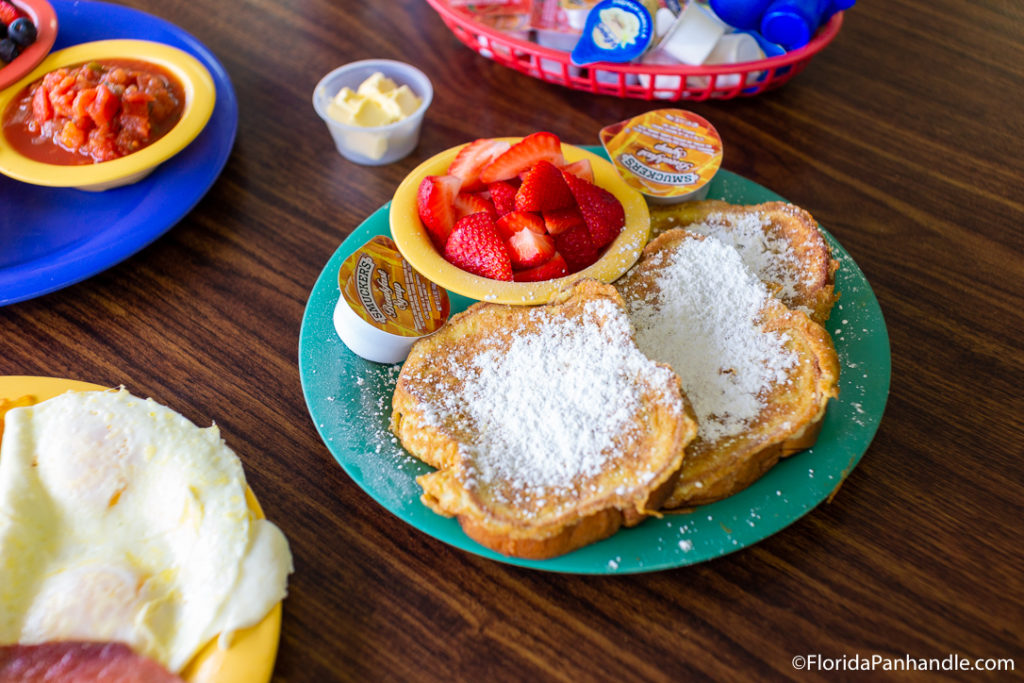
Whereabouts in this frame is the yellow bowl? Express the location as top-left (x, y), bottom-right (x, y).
top-left (0, 39), bottom-right (215, 192)
top-left (390, 139), bottom-right (650, 305)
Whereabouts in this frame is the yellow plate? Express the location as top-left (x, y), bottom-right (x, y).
top-left (389, 139), bottom-right (650, 305)
top-left (0, 40), bottom-right (215, 191)
top-left (0, 376), bottom-right (281, 683)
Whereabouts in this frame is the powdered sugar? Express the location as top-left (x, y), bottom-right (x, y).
top-left (419, 297), bottom-right (681, 498)
top-left (621, 236), bottom-right (797, 443)
top-left (683, 211), bottom-right (816, 315)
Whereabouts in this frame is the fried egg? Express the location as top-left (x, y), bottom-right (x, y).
top-left (0, 388), bottom-right (293, 673)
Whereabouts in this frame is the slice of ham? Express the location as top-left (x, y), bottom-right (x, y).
top-left (0, 642), bottom-right (183, 683)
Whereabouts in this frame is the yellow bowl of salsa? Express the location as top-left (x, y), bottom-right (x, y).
top-left (0, 39), bottom-right (215, 191)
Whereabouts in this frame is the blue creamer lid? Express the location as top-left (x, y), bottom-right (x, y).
top-left (571, 0), bottom-right (654, 66)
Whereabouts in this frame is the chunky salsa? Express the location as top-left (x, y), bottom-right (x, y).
top-left (1, 59), bottom-right (185, 165)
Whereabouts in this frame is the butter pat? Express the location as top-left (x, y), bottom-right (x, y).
top-left (327, 72), bottom-right (421, 128)
top-left (358, 73), bottom-right (422, 117)
top-left (338, 128), bottom-right (389, 160)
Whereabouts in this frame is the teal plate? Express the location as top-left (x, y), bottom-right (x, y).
top-left (299, 152), bottom-right (891, 574)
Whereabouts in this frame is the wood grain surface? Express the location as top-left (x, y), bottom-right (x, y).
top-left (2, 0), bottom-right (1022, 680)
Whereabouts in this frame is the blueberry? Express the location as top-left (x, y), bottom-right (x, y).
top-left (0, 38), bottom-right (18, 64)
top-left (8, 17), bottom-right (36, 47)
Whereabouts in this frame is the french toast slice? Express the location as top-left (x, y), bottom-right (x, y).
top-left (615, 230), bottom-right (840, 509)
top-left (648, 200), bottom-right (839, 324)
top-left (390, 279), bottom-right (697, 559)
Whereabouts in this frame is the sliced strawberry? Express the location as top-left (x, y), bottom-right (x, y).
top-left (514, 253), bottom-right (570, 282)
top-left (507, 228), bottom-right (555, 270)
top-left (416, 174), bottom-right (462, 250)
top-left (454, 191), bottom-right (495, 221)
top-left (561, 170), bottom-right (625, 249)
top-left (0, 1), bottom-right (21, 25)
top-left (561, 158), bottom-right (594, 183)
top-left (444, 213), bottom-right (513, 281)
top-left (494, 210), bottom-right (545, 242)
top-left (542, 207), bottom-right (585, 236)
top-left (553, 222), bottom-right (600, 273)
top-left (479, 131), bottom-right (565, 184)
top-left (447, 138), bottom-right (511, 192)
top-left (487, 181), bottom-right (518, 217)
top-left (514, 160), bottom-right (575, 213)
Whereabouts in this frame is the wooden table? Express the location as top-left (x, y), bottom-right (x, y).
top-left (2, 0), bottom-right (1022, 679)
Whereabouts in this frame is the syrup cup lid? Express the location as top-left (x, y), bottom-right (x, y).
top-left (600, 109), bottom-right (723, 204)
top-left (334, 235), bottom-right (449, 363)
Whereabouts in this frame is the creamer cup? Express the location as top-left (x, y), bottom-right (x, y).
top-left (600, 109), bottom-right (723, 204)
top-left (570, 0), bottom-right (654, 66)
top-left (655, 0), bottom-right (728, 65)
top-left (334, 235), bottom-right (450, 363)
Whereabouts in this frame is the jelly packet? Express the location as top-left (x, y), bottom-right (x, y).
top-left (600, 109), bottom-right (723, 204)
top-left (452, 0), bottom-right (532, 31)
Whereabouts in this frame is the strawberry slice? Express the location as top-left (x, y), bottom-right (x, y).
top-left (448, 138), bottom-right (511, 192)
top-left (0, 1), bottom-right (21, 25)
top-left (494, 210), bottom-right (545, 242)
top-left (507, 228), bottom-right (555, 270)
top-left (542, 207), bottom-right (585, 236)
top-left (444, 213), bottom-right (513, 281)
top-left (454, 191), bottom-right (495, 220)
top-left (561, 158), bottom-right (594, 183)
top-left (553, 222), bottom-right (600, 273)
top-left (514, 160), bottom-right (575, 213)
top-left (514, 253), bottom-right (570, 282)
top-left (479, 132), bottom-right (565, 184)
top-left (561, 170), bottom-right (625, 248)
top-left (416, 174), bottom-right (462, 250)
top-left (487, 181), bottom-right (518, 217)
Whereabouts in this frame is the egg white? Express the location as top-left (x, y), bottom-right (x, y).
top-left (0, 388), bottom-right (292, 673)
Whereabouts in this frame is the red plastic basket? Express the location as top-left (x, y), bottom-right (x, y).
top-left (425, 0), bottom-right (842, 100)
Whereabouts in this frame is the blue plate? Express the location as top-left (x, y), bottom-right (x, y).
top-left (299, 156), bottom-right (891, 574)
top-left (0, 0), bottom-right (238, 306)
